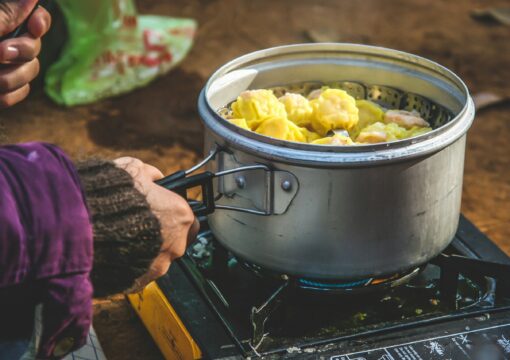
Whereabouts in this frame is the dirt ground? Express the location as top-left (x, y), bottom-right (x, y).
top-left (2, 0), bottom-right (510, 359)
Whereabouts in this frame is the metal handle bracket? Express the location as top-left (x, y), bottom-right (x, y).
top-left (155, 146), bottom-right (299, 216)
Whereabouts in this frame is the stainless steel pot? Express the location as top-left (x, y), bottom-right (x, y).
top-left (161, 43), bottom-right (475, 281)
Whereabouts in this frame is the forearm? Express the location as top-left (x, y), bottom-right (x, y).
top-left (76, 159), bottom-right (162, 296)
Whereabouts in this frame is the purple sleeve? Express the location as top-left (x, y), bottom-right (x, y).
top-left (0, 142), bottom-right (94, 358)
top-left (39, 274), bottom-right (93, 358)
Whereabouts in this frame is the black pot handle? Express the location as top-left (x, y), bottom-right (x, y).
top-left (155, 145), bottom-right (301, 217)
top-left (154, 146), bottom-right (282, 217)
top-left (155, 170), bottom-right (216, 217)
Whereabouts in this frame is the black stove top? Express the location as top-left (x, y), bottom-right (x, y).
top-left (156, 215), bottom-right (510, 359)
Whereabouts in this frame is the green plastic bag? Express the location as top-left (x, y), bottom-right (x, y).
top-left (45, 0), bottom-right (196, 106)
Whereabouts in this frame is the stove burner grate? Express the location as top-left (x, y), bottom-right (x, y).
top-left (184, 219), bottom-right (510, 356)
top-left (238, 258), bottom-right (422, 294)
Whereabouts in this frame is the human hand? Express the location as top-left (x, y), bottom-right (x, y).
top-left (0, 0), bottom-right (51, 108)
top-left (113, 157), bottom-right (200, 293)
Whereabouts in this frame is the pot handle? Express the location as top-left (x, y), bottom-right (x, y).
top-left (155, 147), bottom-right (278, 217)
top-left (155, 169), bottom-right (216, 217)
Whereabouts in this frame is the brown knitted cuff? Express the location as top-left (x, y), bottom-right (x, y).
top-left (76, 159), bottom-right (162, 296)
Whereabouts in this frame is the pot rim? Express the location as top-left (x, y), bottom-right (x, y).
top-left (199, 43), bottom-right (475, 166)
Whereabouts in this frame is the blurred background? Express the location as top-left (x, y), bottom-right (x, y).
top-left (1, 0), bottom-right (509, 358)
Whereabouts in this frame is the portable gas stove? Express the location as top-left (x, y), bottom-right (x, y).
top-left (128, 215), bottom-right (510, 359)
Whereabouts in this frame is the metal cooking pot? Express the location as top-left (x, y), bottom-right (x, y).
top-left (158, 43), bottom-right (475, 281)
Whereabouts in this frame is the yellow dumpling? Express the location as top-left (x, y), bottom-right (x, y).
top-left (357, 122), bottom-right (433, 144)
top-left (406, 126), bottom-right (433, 138)
top-left (300, 128), bottom-right (322, 142)
top-left (227, 118), bottom-right (250, 130)
top-left (278, 93), bottom-right (313, 127)
top-left (255, 116), bottom-right (307, 143)
top-left (288, 123), bottom-right (308, 143)
top-left (311, 134), bottom-right (354, 146)
top-left (356, 122), bottom-right (408, 144)
top-left (310, 89), bottom-right (359, 136)
top-left (231, 90), bottom-right (287, 130)
top-left (350, 100), bottom-right (385, 139)
top-left (255, 116), bottom-right (287, 139)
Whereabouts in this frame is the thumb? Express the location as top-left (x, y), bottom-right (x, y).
top-left (0, 0), bottom-right (38, 36)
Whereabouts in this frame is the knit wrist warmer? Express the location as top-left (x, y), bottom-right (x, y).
top-left (76, 159), bottom-right (162, 296)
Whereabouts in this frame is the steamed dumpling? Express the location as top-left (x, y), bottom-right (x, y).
top-left (384, 109), bottom-right (430, 129)
top-left (356, 122), bottom-right (408, 144)
top-left (350, 100), bottom-right (385, 139)
top-left (227, 118), bottom-right (250, 130)
top-left (231, 90), bottom-right (287, 129)
top-left (312, 134), bottom-right (354, 146)
top-left (356, 121), bottom-right (432, 144)
top-left (310, 89), bottom-right (359, 136)
top-left (255, 116), bottom-right (307, 142)
top-left (300, 128), bottom-right (322, 142)
top-left (278, 93), bottom-right (313, 127)
top-left (406, 126), bottom-right (433, 138)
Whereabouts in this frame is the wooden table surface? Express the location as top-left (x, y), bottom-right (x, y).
top-left (2, 0), bottom-right (509, 358)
